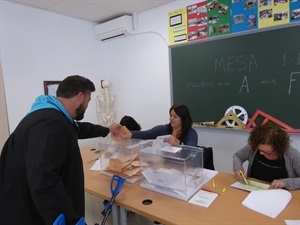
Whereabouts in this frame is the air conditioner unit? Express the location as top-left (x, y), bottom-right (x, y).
top-left (95, 15), bottom-right (134, 42)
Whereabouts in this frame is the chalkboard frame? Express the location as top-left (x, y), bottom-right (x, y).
top-left (170, 23), bottom-right (300, 129)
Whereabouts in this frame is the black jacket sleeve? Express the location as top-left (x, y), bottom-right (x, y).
top-left (74, 122), bottom-right (110, 139)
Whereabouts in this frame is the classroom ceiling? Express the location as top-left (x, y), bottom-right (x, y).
top-left (4, 0), bottom-right (176, 23)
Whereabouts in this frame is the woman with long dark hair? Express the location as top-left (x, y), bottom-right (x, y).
top-left (129, 104), bottom-right (198, 146)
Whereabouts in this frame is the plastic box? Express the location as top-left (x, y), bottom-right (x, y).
top-left (99, 138), bottom-right (153, 183)
top-left (139, 145), bottom-right (204, 201)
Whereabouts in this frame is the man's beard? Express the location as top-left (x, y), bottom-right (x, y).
top-left (74, 104), bottom-right (85, 121)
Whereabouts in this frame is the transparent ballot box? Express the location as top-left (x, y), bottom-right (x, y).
top-left (139, 145), bottom-right (204, 201)
top-left (99, 138), bottom-right (153, 183)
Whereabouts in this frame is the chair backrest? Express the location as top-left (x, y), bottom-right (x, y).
top-left (198, 146), bottom-right (215, 170)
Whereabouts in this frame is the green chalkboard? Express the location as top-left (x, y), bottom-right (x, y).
top-left (170, 24), bottom-right (300, 128)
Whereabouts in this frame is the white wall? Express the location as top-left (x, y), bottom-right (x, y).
top-left (0, 63), bottom-right (10, 152)
top-left (105, 1), bottom-right (202, 130)
top-left (1, 0), bottom-right (299, 174)
top-left (1, 0), bottom-right (107, 133)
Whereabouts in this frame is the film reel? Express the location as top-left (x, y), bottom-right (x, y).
top-left (225, 105), bottom-right (248, 127)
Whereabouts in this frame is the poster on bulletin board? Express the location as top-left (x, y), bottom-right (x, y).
top-left (231, 0), bottom-right (258, 32)
top-left (186, 2), bottom-right (208, 41)
top-left (168, 0), bottom-right (300, 46)
top-left (206, 0), bottom-right (231, 36)
top-left (290, 0), bottom-right (300, 22)
top-left (168, 7), bottom-right (188, 45)
top-left (258, 0), bottom-right (289, 28)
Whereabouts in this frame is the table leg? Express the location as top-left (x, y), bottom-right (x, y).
top-left (111, 205), bottom-right (120, 225)
top-left (119, 207), bottom-right (128, 225)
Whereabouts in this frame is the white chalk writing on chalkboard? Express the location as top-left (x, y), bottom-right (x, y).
top-left (185, 81), bottom-right (214, 88)
top-left (261, 79), bottom-right (276, 85)
top-left (214, 54), bottom-right (258, 72)
top-left (185, 72), bottom-right (300, 95)
top-left (239, 76), bottom-right (249, 93)
top-left (288, 72), bottom-right (300, 95)
top-left (281, 53), bottom-right (300, 66)
top-left (217, 82), bottom-right (231, 86)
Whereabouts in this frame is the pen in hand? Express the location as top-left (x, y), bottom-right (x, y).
top-left (239, 170), bottom-right (249, 185)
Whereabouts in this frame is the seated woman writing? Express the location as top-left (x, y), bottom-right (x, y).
top-left (233, 122), bottom-right (300, 190)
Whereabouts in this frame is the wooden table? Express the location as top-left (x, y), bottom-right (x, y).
top-left (81, 146), bottom-right (300, 225)
top-left (116, 172), bottom-right (300, 225)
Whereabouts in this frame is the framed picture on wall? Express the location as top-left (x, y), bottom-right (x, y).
top-left (43, 81), bottom-right (61, 96)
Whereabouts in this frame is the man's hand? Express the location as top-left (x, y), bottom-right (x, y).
top-left (108, 123), bottom-right (122, 135)
top-left (118, 126), bottom-right (132, 139)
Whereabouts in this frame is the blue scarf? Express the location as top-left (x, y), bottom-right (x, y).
top-left (28, 95), bottom-right (73, 124)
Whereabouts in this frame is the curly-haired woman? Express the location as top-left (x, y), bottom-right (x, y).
top-left (233, 122), bottom-right (300, 190)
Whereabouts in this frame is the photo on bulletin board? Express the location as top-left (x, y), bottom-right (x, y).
top-left (290, 0), bottom-right (300, 22)
top-left (170, 14), bottom-right (183, 26)
top-left (43, 81), bottom-right (61, 96)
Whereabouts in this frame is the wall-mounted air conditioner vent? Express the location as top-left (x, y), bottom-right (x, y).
top-left (95, 15), bottom-right (134, 42)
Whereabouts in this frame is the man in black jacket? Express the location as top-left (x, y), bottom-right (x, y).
top-left (0, 75), bottom-right (121, 225)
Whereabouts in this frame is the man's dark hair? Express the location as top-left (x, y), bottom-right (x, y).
top-left (56, 75), bottom-right (95, 98)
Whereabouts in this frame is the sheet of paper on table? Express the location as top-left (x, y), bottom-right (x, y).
top-left (285, 220), bottom-right (300, 225)
top-left (242, 189), bottom-right (292, 218)
top-left (188, 189), bottom-right (218, 208)
top-left (231, 179), bottom-right (270, 192)
top-left (90, 158), bottom-right (101, 171)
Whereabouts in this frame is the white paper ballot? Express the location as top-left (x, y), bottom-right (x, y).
top-left (242, 189), bottom-right (292, 218)
top-left (89, 158), bottom-right (101, 171)
top-left (231, 179), bottom-right (270, 192)
top-left (285, 220), bottom-right (300, 225)
top-left (160, 145), bottom-right (181, 153)
top-left (188, 190), bottom-right (218, 208)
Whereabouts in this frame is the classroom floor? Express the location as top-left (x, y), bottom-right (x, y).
top-left (85, 192), bottom-right (154, 225)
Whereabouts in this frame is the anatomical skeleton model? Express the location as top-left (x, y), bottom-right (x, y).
top-left (96, 80), bottom-right (116, 126)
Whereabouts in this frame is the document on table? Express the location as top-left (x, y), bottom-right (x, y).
top-left (285, 220), bottom-right (300, 225)
top-left (242, 189), bottom-right (292, 218)
top-left (203, 168), bottom-right (218, 181)
top-left (90, 158), bottom-right (101, 171)
top-left (231, 179), bottom-right (270, 192)
top-left (188, 189), bottom-right (218, 208)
